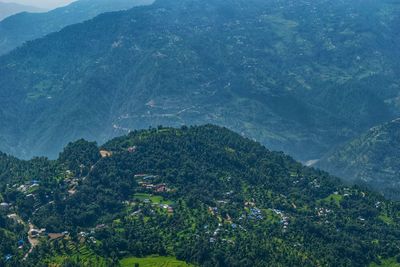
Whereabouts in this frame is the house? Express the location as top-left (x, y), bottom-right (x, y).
top-left (128, 146), bottom-right (137, 153)
top-left (134, 174), bottom-right (148, 178)
top-left (245, 201), bottom-right (255, 207)
top-left (145, 184), bottom-right (155, 190)
top-left (7, 214), bottom-right (18, 220)
top-left (4, 254), bottom-right (12, 262)
top-left (155, 184), bottom-right (167, 192)
top-left (30, 183), bottom-right (39, 189)
top-left (18, 185), bottom-right (28, 193)
top-left (29, 228), bottom-right (46, 238)
top-left (79, 231), bottom-right (88, 237)
top-left (131, 210), bottom-right (142, 216)
top-left (167, 207), bottom-right (174, 213)
top-left (48, 233), bottom-right (65, 240)
top-left (100, 150), bottom-right (112, 158)
top-left (0, 202), bottom-right (10, 210)
top-left (95, 224), bottom-right (107, 230)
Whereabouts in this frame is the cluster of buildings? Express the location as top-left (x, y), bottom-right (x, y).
top-left (316, 207), bottom-right (332, 217)
top-left (29, 227), bottom-right (69, 241)
top-left (248, 207), bottom-right (263, 220)
top-left (65, 176), bottom-right (79, 195)
top-left (272, 209), bottom-right (289, 229)
top-left (134, 174), bottom-right (172, 193)
top-left (138, 181), bottom-right (170, 193)
top-left (15, 180), bottom-right (40, 194)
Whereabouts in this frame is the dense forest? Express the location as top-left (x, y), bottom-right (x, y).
top-left (0, 125), bottom-right (399, 266)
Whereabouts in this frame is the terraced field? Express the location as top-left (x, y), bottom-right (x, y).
top-left (44, 243), bottom-right (108, 266)
top-left (120, 256), bottom-right (194, 267)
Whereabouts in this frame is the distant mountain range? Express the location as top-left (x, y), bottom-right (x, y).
top-left (317, 119), bottom-right (400, 200)
top-left (0, 0), bottom-right (154, 55)
top-left (0, 1), bottom-right (44, 21)
top-left (0, 0), bottom-right (399, 162)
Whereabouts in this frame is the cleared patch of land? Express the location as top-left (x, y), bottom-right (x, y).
top-left (120, 256), bottom-right (194, 267)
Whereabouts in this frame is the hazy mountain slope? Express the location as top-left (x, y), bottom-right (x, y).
top-left (0, 0), bottom-right (154, 55)
top-left (0, 1), bottom-right (43, 21)
top-left (317, 119), bottom-right (400, 200)
top-left (0, 0), bottom-right (399, 160)
top-left (1, 125), bottom-right (400, 265)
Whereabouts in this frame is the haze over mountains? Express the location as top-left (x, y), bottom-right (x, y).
top-left (0, 0), bottom-right (399, 163)
top-left (0, 1), bottom-right (44, 21)
top-left (9, 0), bottom-right (75, 9)
top-left (0, 0), bottom-right (154, 55)
top-left (317, 118), bottom-right (400, 200)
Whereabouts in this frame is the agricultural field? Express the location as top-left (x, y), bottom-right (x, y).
top-left (120, 256), bottom-right (194, 267)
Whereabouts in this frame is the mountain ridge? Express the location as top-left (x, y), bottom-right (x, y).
top-left (0, 0), bottom-right (399, 162)
top-left (0, 1), bottom-right (44, 21)
top-left (316, 118), bottom-right (400, 200)
top-left (0, 0), bottom-right (154, 55)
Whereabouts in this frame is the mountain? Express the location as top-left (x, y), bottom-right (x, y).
top-left (0, 2), bottom-right (43, 21)
top-left (1, 125), bottom-right (400, 266)
top-left (316, 118), bottom-right (400, 200)
top-left (0, 0), bottom-right (154, 55)
top-left (0, 0), bottom-right (399, 160)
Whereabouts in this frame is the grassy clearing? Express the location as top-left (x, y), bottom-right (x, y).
top-left (120, 256), bottom-right (193, 267)
top-left (378, 214), bottom-right (394, 225)
top-left (133, 193), bottom-right (172, 204)
top-left (318, 194), bottom-right (343, 206)
top-left (370, 257), bottom-right (400, 267)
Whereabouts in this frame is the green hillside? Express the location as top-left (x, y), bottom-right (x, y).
top-left (317, 119), bottom-right (400, 200)
top-left (0, 125), bottom-right (399, 266)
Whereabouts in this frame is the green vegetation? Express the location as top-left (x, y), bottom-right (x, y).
top-left (41, 243), bottom-right (109, 266)
top-left (317, 119), bottom-right (400, 199)
top-left (120, 256), bottom-right (194, 267)
top-left (133, 194), bottom-right (172, 205)
top-left (370, 257), bottom-right (400, 267)
top-left (379, 214), bottom-right (395, 225)
top-left (318, 193), bottom-right (343, 207)
top-left (0, 125), bottom-right (399, 266)
top-left (0, 0), bottom-right (399, 163)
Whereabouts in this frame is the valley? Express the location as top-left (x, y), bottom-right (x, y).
top-left (0, 0), bottom-right (400, 265)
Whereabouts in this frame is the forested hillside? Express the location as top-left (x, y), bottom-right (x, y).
top-left (317, 119), bottom-right (400, 200)
top-left (0, 0), bottom-right (154, 55)
top-left (0, 0), bottom-right (399, 160)
top-left (0, 125), bottom-right (400, 266)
